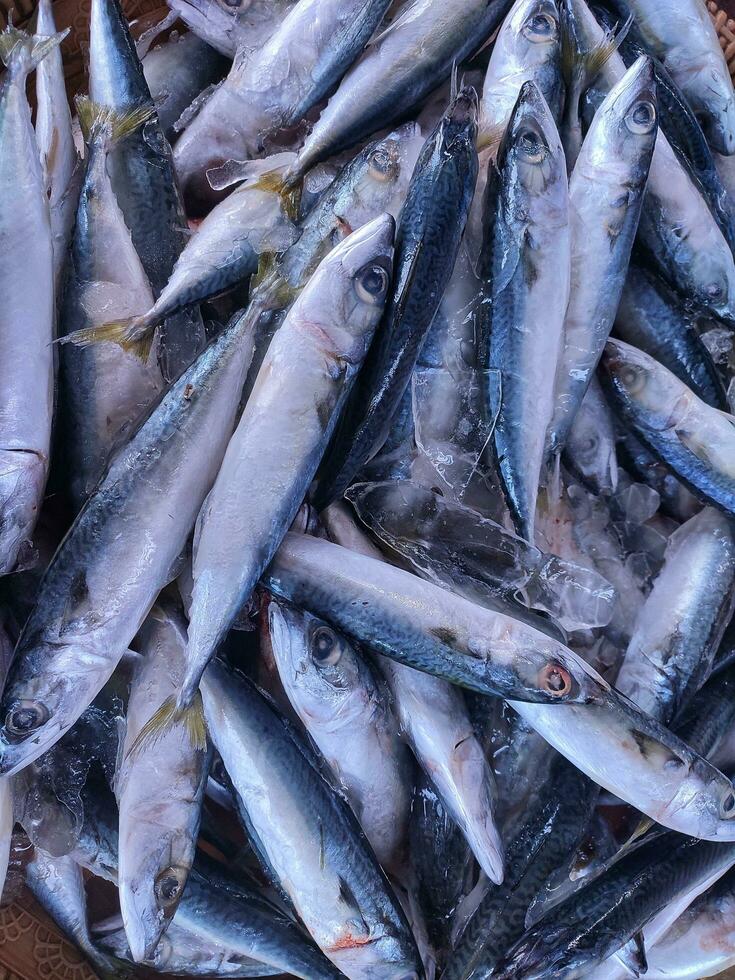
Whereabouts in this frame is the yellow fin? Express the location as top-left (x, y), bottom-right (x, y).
top-left (128, 692), bottom-right (207, 759)
top-left (75, 96), bottom-right (155, 148)
top-left (58, 318), bottom-right (154, 362)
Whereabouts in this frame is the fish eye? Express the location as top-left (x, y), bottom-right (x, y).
top-left (706, 281), bottom-right (724, 300)
top-left (5, 700), bottom-right (49, 739)
top-left (538, 662), bottom-right (573, 697)
top-left (220, 0), bottom-right (243, 8)
top-left (310, 626), bottom-right (343, 666)
top-left (517, 129), bottom-right (546, 164)
top-left (523, 11), bottom-right (558, 41)
top-left (618, 365), bottom-right (648, 395)
top-left (355, 264), bottom-right (389, 305)
top-left (580, 434), bottom-right (598, 454)
top-left (368, 147), bottom-right (398, 182)
top-left (155, 867), bottom-right (186, 908)
top-left (721, 789), bottom-right (735, 818)
top-left (626, 100), bottom-right (657, 135)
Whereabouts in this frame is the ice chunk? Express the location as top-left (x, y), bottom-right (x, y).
top-left (346, 480), bottom-right (616, 632)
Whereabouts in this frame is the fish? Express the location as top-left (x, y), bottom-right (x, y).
top-left (567, 0), bottom-right (735, 322)
top-left (268, 599), bottom-right (414, 878)
top-left (26, 848), bottom-right (122, 976)
top-left (614, 506), bottom-right (735, 725)
top-left (494, 831), bottom-right (735, 979)
top-left (673, 660), bottom-right (735, 762)
top-left (478, 0), bottom-right (564, 148)
top-left (478, 79), bottom-right (570, 540)
top-left (601, 337), bottom-right (735, 516)
top-left (74, 779), bottom-right (347, 980)
top-left (546, 55), bottom-right (657, 456)
top-left (592, 0), bottom-right (735, 252)
top-left (623, 0), bottom-right (735, 155)
top-left (166, 0), bottom-right (297, 58)
top-left (321, 502), bottom-right (506, 886)
top-left (511, 682), bottom-right (735, 840)
top-left (97, 918), bottom-right (283, 976)
top-left (0, 26), bottom-right (64, 575)
top-left (149, 216), bottom-right (394, 723)
top-left (0, 309), bottom-right (259, 776)
top-left (200, 660), bottom-right (423, 979)
top-left (345, 479), bottom-right (615, 633)
top-left (564, 377), bottom-right (619, 495)
top-left (315, 89), bottom-right (479, 507)
top-left (89, 0), bottom-right (205, 380)
top-left (142, 30), bottom-right (230, 144)
top-left (173, 0), bottom-right (393, 206)
top-left (34, 0), bottom-right (80, 294)
top-left (57, 98), bottom-right (165, 511)
top-left (116, 599), bottom-right (211, 962)
top-left (409, 773), bottom-right (475, 964)
top-left (643, 866), bottom-right (735, 980)
top-left (278, 125), bottom-right (425, 291)
top-left (285, 0), bottom-right (513, 180)
top-left (615, 264), bottom-right (728, 411)
top-left (445, 756), bottom-right (597, 980)
top-left (65, 180), bottom-right (299, 356)
top-left (264, 531), bottom-right (617, 705)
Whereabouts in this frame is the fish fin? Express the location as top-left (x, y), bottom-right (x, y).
top-left (58, 318), bottom-right (154, 363)
top-left (0, 24), bottom-right (68, 76)
top-left (75, 97), bottom-right (155, 149)
top-left (367, 0), bottom-right (424, 48)
top-left (561, 0), bottom-right (630, 88)
top-left (618, 933), bottom-right (647, 977)
top-left (207, 156), bottom-right (301, 221)
top-left (206, 151), bottom-right (297, 192)
top-left (134, 7), bottom-right (178, 59)
top-left (624, 814), bottom-right (654, 847)
top-left (128, 692), bottom-right (207, 758)
top-left (477, 122), bottom-right (505, 153)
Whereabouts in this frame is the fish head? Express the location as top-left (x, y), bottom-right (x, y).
top-left (502, 0), bottom-right (561, 90)
top-left (0, 644), bottom-right (116, 776)
top-left (601, 338), bottom-right (692, 432)
top-left (502, 80), bottom-right (565, 198)
top-left (696, 76), bottom-right (735, 157)
top-left (591, 56), bottom-right (657, 175)
top-left (292, 213), bottom-right (394, 363)
top-left (268, 602), bottom-right (371, 726)
top-left (658, 753), bottom-right (735, 841)
top-left (119, 831), bottom-right (191, 962)
top-left (689, 244), bottom-right (735, 323)
top-left (344, 124), bottom-right (425, 228)
top-left (566, 387), bottom-right (618, 494)
top-left (432, 87), bottom-right (479, 166)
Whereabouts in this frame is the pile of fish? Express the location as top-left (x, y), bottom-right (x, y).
top-left (3, 0), bottom-right (735, 975)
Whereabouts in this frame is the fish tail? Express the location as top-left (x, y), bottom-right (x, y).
top-left (560, 1), bottom-right (629, 88)
top-left (0, 24), bottom-right (68, 77)
top-left (206, 153), bottom-right (301, 219)
top-left (58, 317), bottom-right (155, 363)
top-left (76, 96), bottom-right (155, 150)
top-left (128, 691), bottom-right (207, 758)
